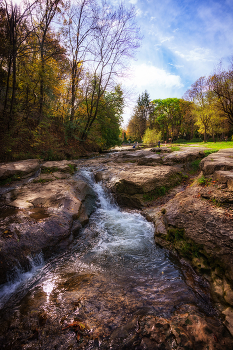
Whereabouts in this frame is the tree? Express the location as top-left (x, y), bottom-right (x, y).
top-left (63, 0), bottom-right (96, 122)
top-left (126, 90), bottom-right (150, 141)
top-left (150, 98), bottom-right (182, 141)
top-left (78, 2), bottom-right (140, 141)
top-left (184, 77), bottom-right (212, 142)
top-left (142, 128), bottom-right (161, 146)
top-left (93, 84), bottom-right (124, 148)
top-left (33, 0), bottom-right (63, 121)
top-left (209, 62), bottom-right (233, 125)
top-left (1, 0), bottom-right (37, 127)
top-left (136, 90), bottom-right (150, 136)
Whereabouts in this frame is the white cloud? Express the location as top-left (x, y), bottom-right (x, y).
top-left (136, 8), bottom-right (142, 16)
top-left (122, 63), bottom-right (183, 89)
top-left (129, 0), bottom-right (138, 4)
top-left (169, 63), bottom-right (184, 68)
top-left (174, 47), bottom-right (214, 62)
top-left (160, 36), bottom-right (174, 43)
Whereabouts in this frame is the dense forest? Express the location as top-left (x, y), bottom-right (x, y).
top-left (127, 62), bottom-right (233, 144)
top-left (0, 0), bottom-right (140, 161)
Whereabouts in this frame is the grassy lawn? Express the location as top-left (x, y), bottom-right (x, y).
top-left (180, 141), bottom-right (233, 150)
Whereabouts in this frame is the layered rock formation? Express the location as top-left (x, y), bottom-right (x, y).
top-left (0, 160), bottom-right (96, 284)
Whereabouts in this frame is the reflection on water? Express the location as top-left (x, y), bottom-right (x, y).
top-left (0, 169), bottom-right (216, 346)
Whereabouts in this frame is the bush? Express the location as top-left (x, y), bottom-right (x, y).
top-left (142, 128), bottom-right (161, 146)
top-left (173, 139), bottom-right (186, 144)
top-left (189, 138), bottom-right (202, 142)
top-left (198, 175), bottom-right (212, 186)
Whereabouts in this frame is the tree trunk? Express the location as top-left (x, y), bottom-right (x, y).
top-left (204, 126), bottom-right (207, 142)
top-left (212, 132), bottom-right (215, 143)
top-left (39, 44), bottom-right (45, 123)
top-left (9, 45), bottom-right (17, 120)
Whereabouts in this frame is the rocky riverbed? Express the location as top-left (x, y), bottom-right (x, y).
top-left (0, 146), bottom-right (233, 349)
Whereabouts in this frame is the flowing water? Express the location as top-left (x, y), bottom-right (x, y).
top-left (0, 169), bottom-right (218, 348)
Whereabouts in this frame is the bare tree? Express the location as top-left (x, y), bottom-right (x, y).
top-left (62, 0), bottom-right (97, 122)
top-left (79, 2), bottom-right (140, 140)
top-left (32, 0), bottom-right (62, 121)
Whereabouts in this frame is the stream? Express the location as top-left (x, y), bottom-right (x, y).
top-left (0, 169), bottom-right (224, 349)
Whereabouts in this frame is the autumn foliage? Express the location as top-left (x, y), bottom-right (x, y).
top-left (0, 0), bottom-right (140, 161)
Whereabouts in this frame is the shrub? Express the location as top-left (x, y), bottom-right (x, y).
top-left (142, 128), bottom-right (161, 146)
top-left (173, 139), bottom-right (186, 144)
top-left (190, 138), bottom-right (202, 142)
top-left (198, 175), bottom-right (212, 186)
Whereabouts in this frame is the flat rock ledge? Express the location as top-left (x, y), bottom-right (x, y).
top-left (0, 160), bottom-right (96, 285)
top-left (95, 164), bottom-right (183, 209)
top-left (0, 159), bottom-right (40, 180)
top-left (200, 148), bottom-right (233, 175)
top-left (111, 146), bottom-right (210, 166)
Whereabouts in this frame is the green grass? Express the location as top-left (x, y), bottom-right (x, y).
top-left (198, 175), bottom-right (212, 186)
top-left (143, 186), bottom-right (168, 201)
top-left (169, 146), bottom-right (180, 152)
top-left (68, 163), bottom-right (76, 174)
top-left (183, 141), bottom-right (233, 150)
top-left (189, 159), bottom-right (201, 174)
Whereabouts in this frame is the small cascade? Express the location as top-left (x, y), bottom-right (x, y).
top-left (0, 252), bottom-right (44, 307)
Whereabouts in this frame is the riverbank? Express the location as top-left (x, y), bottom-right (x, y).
top-left (0, 146), bottom-right (233, 348)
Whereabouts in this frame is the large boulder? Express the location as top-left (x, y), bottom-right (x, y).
top-left (200, 149), bottom-right (233, 175)
top-left (41, 160), bottom-right (77, 173)
top-left (0, 175), bottom-right (97, 285)
top-left (214, 170), bottom-right (233, 191)
top-left (113, 165), bottom-right (181, 194)
top-left (162, 147), bottom-right (207, 165)
top-left (95, 164), bottom-right (182, 208)
top-left (0, 159), bottom-right (40, 180)
top-left (112, 149), bottom-right (161, 166)
top-left (111, 147), bottom-right (208, 166)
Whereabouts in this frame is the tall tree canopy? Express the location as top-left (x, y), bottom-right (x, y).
top-left (0, 0), bottom-right (140, 160)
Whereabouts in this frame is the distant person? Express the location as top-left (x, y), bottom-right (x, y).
top-left (158, 140), bottom-right (161, 148)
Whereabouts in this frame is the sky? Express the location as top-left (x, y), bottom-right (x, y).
top-left (116, 0), bottom-right (233, 125)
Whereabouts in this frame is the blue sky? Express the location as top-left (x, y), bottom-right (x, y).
top-left (118, 0), bottom-right (233, 124)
